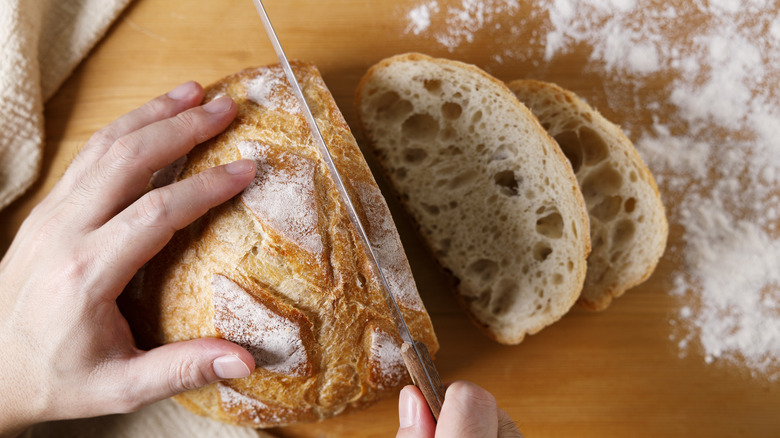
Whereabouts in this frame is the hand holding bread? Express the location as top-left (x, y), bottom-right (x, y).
top-left (0, 81), bottom-right (257, 436)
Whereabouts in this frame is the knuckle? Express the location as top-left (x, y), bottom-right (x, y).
top-left (169, 357), bottom-right (210, 393)
top-left (170, 110), bottom-right (198, 137)
top-left (136, 190), bottom-right (170, 228)
top-left (88, 126), bottom-right (117, 147)
top-left (144, 95), bottom-right (171, 118)
top-left (111, 135), bottom-right (144, 166)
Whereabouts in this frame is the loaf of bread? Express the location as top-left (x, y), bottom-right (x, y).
top-left (120, 62), bottom-right (439, 427)
top-left (354, 53), bottom-right (590, 345)
top-left (507, 80), bottom-right (668, 310)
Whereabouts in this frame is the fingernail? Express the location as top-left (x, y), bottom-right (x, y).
top-left (224, 159), bottom-right (255, 175)
top-left (167, 81), bottom-right (197, 100)
top-left (203, 96), bottom-right (233, 113)
top-left (398, 387), bottom-right (417, 429)
top-left (213, 355), bottom-right (251, 379)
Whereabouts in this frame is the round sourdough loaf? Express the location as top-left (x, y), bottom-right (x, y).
top-left (120, 62), bottom-right (438, 428)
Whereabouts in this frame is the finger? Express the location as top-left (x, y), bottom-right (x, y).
top-left (498, 408), bottom-right (524, 438)
top-left (91, 159), bottom-right (256, 296)
top-left (436, 381), bottom-right (499, 437)
top-left (396, 385), bottom-right (436, 438)
top-left (116, 337), bottom-right (255, 413)
top-left (81, 95), bottom-right (237, 224)
top-left (64, 82), bottom-right (205, 184)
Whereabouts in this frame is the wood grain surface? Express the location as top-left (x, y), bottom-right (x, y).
top-left (1, 0), bottom-right (778, 437)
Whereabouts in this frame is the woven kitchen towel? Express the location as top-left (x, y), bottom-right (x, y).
top-left (23, 398), bottom-right (272, 438)
top-left (0, 0), bottom-right (132, 210)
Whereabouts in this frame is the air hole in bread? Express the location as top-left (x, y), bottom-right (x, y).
top-left (553, 131), bottom-right (583, 173)
top-left (525, 189), bottom-right (535, 200)
top-left (403, 148), bottom-right (428, 164)
top-left (579, 126), bottom-right (609, 165)
top-left (552, 273), bottom-right (564, 285)
top-left (356, 272), bottom-right (366, 288)
top-left (449, 170), bottom-right (479, 190)
top-left (395, 167), bottom-right (408, 180)
top-left (424, 79), bottom-right (443, 93)
top-left (593, 233), bottom-right (605, 250)
top-left (567, 260), bottom-right (574, 272)
top-left (491, 144), bottom-right (512, 161)
top-left (613, 219), bottom-right (636, 249)
top-left (376, 92), bottom-right (414, 121)
top-left (624, 197), bottom-right (636, 213)
top-left (591, 195), bottom-right (623, 222)
top-left (449, 201), bottom-right (458, 209)
top-left (532, 242), bottom-right (553, 262)
top-left (494, 170), bottom-right (520, 196)
top-left (581, 165), bottom-right (623, 202)
top-left (445, 145), bottom-right (463, 155)
top-left (629, 170), bottom-right (638, 182)
top-left (441, 102), bottom-right (463, 119)
top-left (441, 126), bottom-right (457, 141)
top-left (490, 279), bottom-right (518, 315)
top-left (522, 264), bottom-right (530, 274)
top-left (472, 110), bottom-right (483, 124)
top-left (375, 91), bottom-right (399, 111)
top-left (467, 258), bottom-right (499, 284)
top-left (402, 113), bottom-right (439, 140)
top-left (251, 246), bottom-right (260, 256)
top-left (536, 211), bottom-right (564, 238)
top-left (421, 203), bottom-right (440, 215)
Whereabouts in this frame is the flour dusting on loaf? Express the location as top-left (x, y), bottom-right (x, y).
top-left (246, 66), bottom-right (302, 114)
top-left (238, 140), bottom-right (323, 257)
top-left (212, 274), bottom-right (309, 377)
top-left (121, 62), bottom-right (438, 428)
top-left (367, 327), bottom-right (406, 390)
top-left (354, 179), bottom-right (425, 312)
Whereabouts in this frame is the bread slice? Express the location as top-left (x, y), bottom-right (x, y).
top-left (507, 79), bottom-right (668, 310)
top-left (120, 62), bottom-right (438, 427)
top-left (354, 53), bottom-right (590, 345)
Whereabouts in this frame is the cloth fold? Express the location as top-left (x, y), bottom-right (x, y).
top-left (0, 0), bottom-right (132, 210)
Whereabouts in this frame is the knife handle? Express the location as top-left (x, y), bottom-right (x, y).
top-left (401, 340), bottom-right (446, 421)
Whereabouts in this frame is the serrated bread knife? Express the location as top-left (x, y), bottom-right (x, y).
top-left (250, 0), bottom-right (446, 421)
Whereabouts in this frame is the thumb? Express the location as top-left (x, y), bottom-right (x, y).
top-left (121, 338), bottom-right (255, 410)
top-left (396, 385), bottom-right (436, 438)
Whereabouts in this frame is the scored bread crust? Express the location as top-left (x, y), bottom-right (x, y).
top-left (508, 79), bottom-right (668, 310)
top-left (354, 53), bottom-right (590, 345)
top-left (120, 62), bottom-right (438, 428)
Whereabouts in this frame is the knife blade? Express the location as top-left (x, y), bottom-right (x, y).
top-left (251, 0), bottom-right (446, 421)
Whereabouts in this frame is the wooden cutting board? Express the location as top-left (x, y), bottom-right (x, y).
top-left (2, 0), bottom-right (778, 436)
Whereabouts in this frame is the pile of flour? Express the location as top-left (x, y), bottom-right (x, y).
top-left (403, 0), bottom-right (780, 380)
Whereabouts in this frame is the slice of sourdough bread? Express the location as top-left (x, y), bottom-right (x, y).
top-left (508, 79), bottom-right (668, 310)
top-left (355, 53), bottom-right (590, 344)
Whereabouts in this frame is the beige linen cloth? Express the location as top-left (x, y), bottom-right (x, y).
top-left (0, 0), bottom-right (125, 210)
top-left (1, 1), bottom-right (267, 436)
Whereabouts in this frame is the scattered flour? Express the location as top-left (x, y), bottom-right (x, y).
top-left (403, 1), bottom-right (780, 380)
